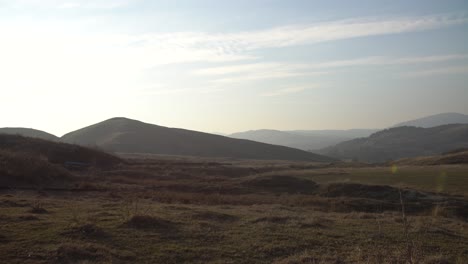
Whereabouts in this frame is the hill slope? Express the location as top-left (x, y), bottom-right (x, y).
top-left (288, 129), bottom-right (379, 138)
top-left (0, 127), bottom-right (58, 141)
top-left (319, 124), bottom-right (468, 163)
top-left (229, 129), bottom-right (378, 151)
top-left (0, 134), bottom-right (122, 168)
top-left (61, 118), bottom-right (334, 162)
top-left (391, 149), bottom-right (468, 166)
top-left (0, 134), bottom-right (122, 187)
top-left (393, 112), bottom-right (468, 128)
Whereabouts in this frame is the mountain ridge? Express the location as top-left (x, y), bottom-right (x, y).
top-left (0, 127), bottom-right (59, 141)
top-left (319, 124), bottom-right (468, 163)
top-left (229, 129), bottom-right (378, 151)
top-left (61, 117), bottom-right (334, 162)
top-left (392, 112), bottom-right (468, 128)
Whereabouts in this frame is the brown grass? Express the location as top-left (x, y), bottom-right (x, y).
top-left (0, 153), bottom-right (467, 263)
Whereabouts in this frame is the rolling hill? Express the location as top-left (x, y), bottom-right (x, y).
top-left (392, 112), bottom-right (468, 128)
top-left (0, 127), bottom-right (58, 141)
top-left (61, 117), bottom-right (334, 162)
top-left (319, 124), bottom-right (468, 163)
top-left (229, 129), bottom-right (378, 151)
top-left (0, 134), bottom-right (122, 187)
top-left (391, 148), bottom-right (468, 166)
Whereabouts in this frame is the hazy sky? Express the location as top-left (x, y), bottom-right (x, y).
top-left (1, 0), bottom-right (468, 136)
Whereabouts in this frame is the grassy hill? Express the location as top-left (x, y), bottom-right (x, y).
top-left (392, 112), bottom-right (468, 128)
top-left (320, 124), bottom-right (468, 163)
top-left (391, 149), bottom-right (468, 166)
top-left (0, 134), bottom-right (122, 168)
top-left (61, 117), bottom-right (334, 162)
top-left (0, 134), bottom-right (122, 187)
top-left (0, 127), bottom-right (58, 141)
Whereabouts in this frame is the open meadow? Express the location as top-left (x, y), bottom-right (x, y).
top-left (1, 153), bottom-right (467, 263)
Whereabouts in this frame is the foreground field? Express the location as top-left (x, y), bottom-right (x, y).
top-left (1, 156), bottom-right (468, 263)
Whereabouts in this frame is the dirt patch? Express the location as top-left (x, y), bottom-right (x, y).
top-left (62, 224), bottom-right (109, 240)
top-left (191, 211), bottom-right (238, 222)
top-left (28, 207), bottom-right (49, 214)
top-left (273, 251), bottom-right (345, 264)
top-left (243, 175), bottom-right (318, 194)
top-left (18, 215), bottom-right (39, 221)
top-left (251, 216), bottom-right (301, 224)
top-left (299, 217), bottom-right (333, 228)
top-left (0, 200), bottom-right (29, 207)
top-left (55, 243), bottom-right (113, 263)
top-left (453, 204), bottom-right (468, 220)
top-left (321, 183), bottom-right (426, 201)
top-left (124, 215), bottom-right (175, 231)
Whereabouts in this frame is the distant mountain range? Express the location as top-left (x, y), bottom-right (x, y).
top-left (319, 124), bottom-right (468, 163)
top-left (59, 117), bottom-right (333, 162)
top-left (229, 129), bottom-right (378, 151)
top-left (0, 127), bottom-right (58, 141)
top-left (392, 112), bottom-right (468, 128)
top-left (2, 112), bottom-right (468, 163)
top-left (229, 112), bottom-right (468, 152)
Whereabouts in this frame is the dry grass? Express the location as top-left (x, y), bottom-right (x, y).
top-left (0, 153), bottom-right (467, 263)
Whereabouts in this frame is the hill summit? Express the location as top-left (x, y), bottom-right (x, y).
top-left (61, 117), bottom-right (334, 162)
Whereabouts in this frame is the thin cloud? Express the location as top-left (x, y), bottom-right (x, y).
top-left (1, 12), bottom-right (467, 99)
top-left (310, 54), bottom-right (468, 68)
top-left (193, 63), bottom-right (287, 76)
top-left (3, 0), bottom-right (132, 9)
top-left (211, 71), bottom-right (328, 84)
top-left (403, 66), bottom-right (468, 77)
top-left (193, 54), bottom-right (468, 83)
top-left (261, 86), bottom-right (314, 97)
top-left (147, 13), bottom-right (468, 57)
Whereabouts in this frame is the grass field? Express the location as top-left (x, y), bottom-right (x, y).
top-left (265, 165), bottom-right (468, 197)
top-left (1, 156), bottom-right (467, 263)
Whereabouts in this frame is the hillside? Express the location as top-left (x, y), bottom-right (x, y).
top-left (61, 118), bottom-right (334, 162)
top-left (391, 149), bottom-right (468, 166)
top-left (0, 134), bottom-right (122, 187)
top-left (319, 124), bottom-right (468, 163)
top-left (0, 134), bottom-right (122, 168)
top-left (0, 127), bottom-right (58, 141)
top-left (288, 129), bottom-right (379, 138)
top-left (392, 112), bottom-right (468, 128)
top-left (229, 129), bottom-right (378, 151)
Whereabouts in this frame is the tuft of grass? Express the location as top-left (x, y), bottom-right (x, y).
top-left (28, 200), bottom-right (48, 214)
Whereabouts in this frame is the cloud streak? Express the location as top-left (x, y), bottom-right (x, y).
top-left (261, 85), bottom-right (314, 97)
top-left (191, 54), bottom-right (468, 84)
top-left (1, 0), bottom-right (132, 9)
top-left (0, 12), bottom-right (466, 97)
top-left (403, 66), bottom-right (468, 77)
top-left (143, 13), bottom-right (468, 59)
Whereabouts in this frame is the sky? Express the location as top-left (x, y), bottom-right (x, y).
top-left (1, 0), bottom-right (468, 136)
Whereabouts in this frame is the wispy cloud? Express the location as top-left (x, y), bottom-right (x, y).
top-left (130, 13), bottom-right (468, 66)
top-left (192, 54), bottom-right (468, 84)
top-left (1, 13), bottom-right (466, 71)
top-left (211, 70), bottom-right (328, 84)
top-left (313, 54), bottom-right (468, 68)
top-left (2, 0), bottom-right (132, 9)
top-left (403, 66), bottom-right (468, 77)
top-left (0, 12), bottom-right (466, 97)
top-left (261, 85), bottom-right (315, 97)
top-left (193, 63), bottom-right (323, 84)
